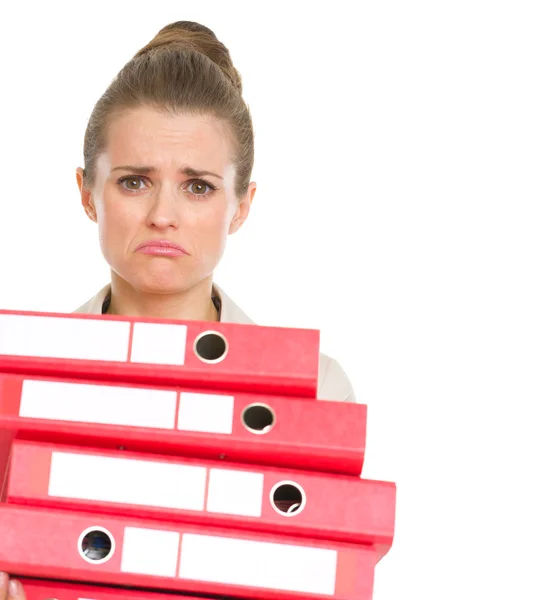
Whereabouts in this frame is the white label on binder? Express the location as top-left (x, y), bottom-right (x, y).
top-left (206, 469), bottom-right (263, 517)
top-left (0, 314), bottom-right (130, 361)
top-left (49, 452), bottom-right (207, 511)
top-left (179, 534), bottom-right (337, 594)
top-left (19, 380), bottom-right (177, 429)
top-left (121, 527), bottom-right (180, 576)
top-left (130, 322), bottom-right (187, 365)
top-left (177, 392), bottom-right (234, 434)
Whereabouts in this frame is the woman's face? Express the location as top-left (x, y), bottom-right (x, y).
top-left (76, 106), bottom-right (255, 295)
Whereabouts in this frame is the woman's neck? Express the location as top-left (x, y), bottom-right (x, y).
top-left (106, 273), bottom-right (219, 322)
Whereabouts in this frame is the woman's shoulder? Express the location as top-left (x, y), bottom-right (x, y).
top-left (216, 285), bottom-right (356, 403)
top-left (72, 284), bottom-right (110, 314)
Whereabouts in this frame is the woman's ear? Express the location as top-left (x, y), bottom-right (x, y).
top-left (229, 181), bottom-right (256, 234)
top-left (76, 167), bottom-right (97, 223)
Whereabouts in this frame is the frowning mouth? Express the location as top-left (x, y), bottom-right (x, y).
top-left (135, 240), bottom-right (189, 256)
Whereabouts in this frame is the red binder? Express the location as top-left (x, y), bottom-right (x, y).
top-left (5, 440), bottom-right (395, 554)
top-left (18, 578), bottom-right (211, 600)
top-left (0, 504), bottom-right (377, 600)
top-left (0, 309), bottom-right (319, 397)
top-left (0, 373), bottom-right (366, 475)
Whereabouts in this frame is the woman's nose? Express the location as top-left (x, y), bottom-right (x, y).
top-left (145, 189), bottom-right (181, 229)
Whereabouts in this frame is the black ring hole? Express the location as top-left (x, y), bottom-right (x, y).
top-left (81, 529), bottom-right (112, 561)
top-left (242, 404), bottom-right (275, 433)
top-left (195, 332), bottom-right (228, 362)
top-left (272, 483), bottom-right (304, 515)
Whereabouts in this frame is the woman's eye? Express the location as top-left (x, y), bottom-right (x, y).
top-left (187, 180), bottom-right (213, 196)
top-left (119, 176), bottom-right (147, 191)
top-left (117, 176), bottom-right (215, 196)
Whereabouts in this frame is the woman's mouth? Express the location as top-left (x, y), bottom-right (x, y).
top-left (135, 240), bottom-right (189, 256)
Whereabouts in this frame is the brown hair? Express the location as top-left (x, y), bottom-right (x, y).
top-left (81, 21), bottom-right (254, 199)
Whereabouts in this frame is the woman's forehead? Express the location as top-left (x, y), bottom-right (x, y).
top-left (102, 107), bottom-right (232, 172)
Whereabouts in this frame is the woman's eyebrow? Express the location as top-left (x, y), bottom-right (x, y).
top-left (111, 165), bottom-right (223, 179)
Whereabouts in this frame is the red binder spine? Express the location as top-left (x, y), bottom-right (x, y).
top-left (18, 578), bottom-right (212, 600)
top-left (0, 373), bottom-right (366, 475)
top-left (0, 309), bottom-right (319, 396)
top-left (6, 440), bottom-right (395, 553)
top-left (0, 504), bottom-right (376, 600)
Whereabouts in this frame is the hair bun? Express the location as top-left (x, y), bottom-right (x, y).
top-left (134, 20), bottom-right (242, 93)
top-left (159, 21), bottom-right (219, 38)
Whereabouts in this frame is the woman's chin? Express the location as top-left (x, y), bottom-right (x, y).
top-left (112, 259), bottom-right (207, 295)
top-left (126, 270), bottom-right (192, 295)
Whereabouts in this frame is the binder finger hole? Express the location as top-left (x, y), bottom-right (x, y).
top-left (241, 403), bottom-right (275, 434)
top-left (78, 526), bottom-right (115, 564)
top-left (270, 481), bottom-right (306, 516)
top-left (194, 331), bottom-right (228, 363)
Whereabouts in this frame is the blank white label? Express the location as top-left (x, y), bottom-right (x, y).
top-left (206, 469), bottom-right (264, 517)
top-left (49, 452), bottom-right (207, 511)
top-left (121, 527), bottom-right (180, 577)
top-left (0, 314), bottom-right (130, 361)
top-left (177, 392), bottom-right (234, 434)
top-left (179, 534), bottom-right (337, 594)
top-left (19, 379), bottom-right (177, 429)
top-left (130, 322), bottom-right (187, 365)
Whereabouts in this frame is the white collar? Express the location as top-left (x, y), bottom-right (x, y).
top-left (72, 282), bottom-right (254, 325)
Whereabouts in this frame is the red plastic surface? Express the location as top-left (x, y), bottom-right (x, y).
top-left (6, 439), bottom-right (394, 554)
top-left (0, 309), bottom-right (320, 397)
top-left (0, 373), bottom-right (366, 476)
top-left (18, 578), bottom-right (211, 600)
top-left (0, 504), bottom-right (377, 600)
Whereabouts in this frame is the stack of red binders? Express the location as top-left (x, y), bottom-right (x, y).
top-left (0, 308), bottom-right (396, 600)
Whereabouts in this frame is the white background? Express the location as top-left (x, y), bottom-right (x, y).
top-left (0, 1), bottom-right (540, 598)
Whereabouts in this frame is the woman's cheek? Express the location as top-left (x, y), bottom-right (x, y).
top-left (200, 214), bottom-right (230, 256)
top-left (102, 202), bottom-right (138, 250)
top-left (97, 218), bottom-right (127, 264)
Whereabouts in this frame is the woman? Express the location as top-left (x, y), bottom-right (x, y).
top-left (0, 20), bottom-right (355, 599)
